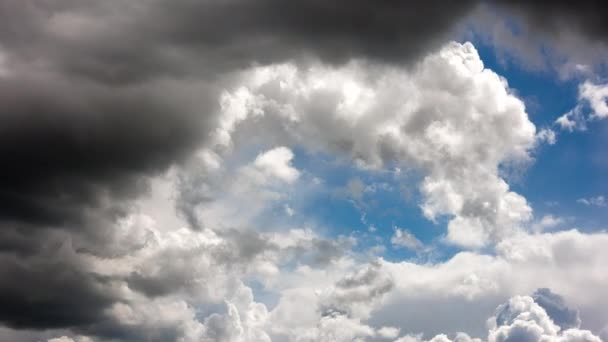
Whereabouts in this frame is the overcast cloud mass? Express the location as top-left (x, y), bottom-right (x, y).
top-left (0, 1), bottom-right (607, 341)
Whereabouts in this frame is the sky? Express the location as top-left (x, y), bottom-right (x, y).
top-left (0, 1), bottom-right (608, 342)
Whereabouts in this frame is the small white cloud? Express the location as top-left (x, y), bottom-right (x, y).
top-left (535, 128), bottom-right (557, 145)
top-left (391, 228), bottom-right (423, 251)
top-left (581, 81), bottom-right (608, 119)
top-left (556, 106), bottom-right (586, 132)
top-left (47, 338), bottom-right (76, 342)
top-left (577, 195), bottom-right (606, 207)
top-left (284, 204), bottom-right (295, 217)
top-left (254, 146), bottom-right (300, 183)
top-left (377, 326), bottom-right (400, 339)
top-left (531, 214), bottom-right (565, 233)
top-left (557, 81), bottom-right (608, 132)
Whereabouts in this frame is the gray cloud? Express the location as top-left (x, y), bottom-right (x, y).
top-left (495, 1), bottom-right (608, 44)
top-left (0, 1), bottom-right (479, 83)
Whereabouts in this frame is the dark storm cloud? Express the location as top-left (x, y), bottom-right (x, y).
top-left (0, 74), bottom-right (216, 228)
top-left (477, 1), bottom-right (608, 72)
top-left (0, 0), bottom-right (479, 84)
top-left (495, 0), bottom-right (608, 43)
top-left (0, 252), bottom-right (117, 329)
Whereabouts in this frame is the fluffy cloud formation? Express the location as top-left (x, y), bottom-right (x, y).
top-left (218, 41), bottom-right (536, 247)
top-left (488, 295), bottom-right (600, 342)
top-left (253, 147), bottom-right (301, 184)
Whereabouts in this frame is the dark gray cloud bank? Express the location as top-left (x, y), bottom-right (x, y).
top-left (0, 1), bottom-right (606, 341)
top-left (495, 1), bottom-right (608, 42)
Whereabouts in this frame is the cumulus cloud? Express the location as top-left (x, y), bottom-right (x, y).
top-left (253, 147), bottom-right (301, 184)
top-left (218, 42), bottom-right (536, 247)
top-left (368, 229), bottom-right (608, 338)
top-left (489, 295), bottom-right (600, 342)
top-left (385, 291), bottom-right (599, 342)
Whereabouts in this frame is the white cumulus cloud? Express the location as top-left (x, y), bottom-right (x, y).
top-left (218, 41), bottom-right (537, 248)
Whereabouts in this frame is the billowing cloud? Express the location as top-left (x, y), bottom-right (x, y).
top-left (253, 147), bottom-right (301, 184)
top-left (218, 41), bottom-right (536, 247)
top-left (489, 295), bottom-right (600, 342)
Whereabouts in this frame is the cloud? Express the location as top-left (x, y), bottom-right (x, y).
top-left (369, 229), bottom-right (608, 338)
top-left (253, 147), bottom-right (300, 184)
top-left (0, 1), bottom-right (480, 85)
top-left (489, 295), bottom-right (600, 342)
top-left (557, 81), bottom-right (608, 132)
top-left (391, 228), bottom-right (423, 251)
top-left (530, 215), bottom-right (565, 233)
top-left (1, 228), bottom-right (606, 342)
top-left (377, 326), bottom-right (401, 339)
top-left (472, 2), bottom-right (608, 77)
top-left (218, 41), bottom-right (536, 248)
top-left (580, 82), bottom-right (608, 119)
top-left (320, 261), bottom-right (395, 319)
top-left (387, 291), bottom-right (599, 342)
top-left (536, 128), bottom-right (557, 145)
top-left (493, 1), bottom-right (608, 46)
top-left (577, 196), bottom-right (607, 207)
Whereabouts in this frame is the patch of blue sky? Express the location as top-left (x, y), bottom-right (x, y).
top-left (288, 148), bottom-right (465, 262)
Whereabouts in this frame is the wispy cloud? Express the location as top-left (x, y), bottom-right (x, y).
top-left (577, 195), bottom-right (607, 207)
